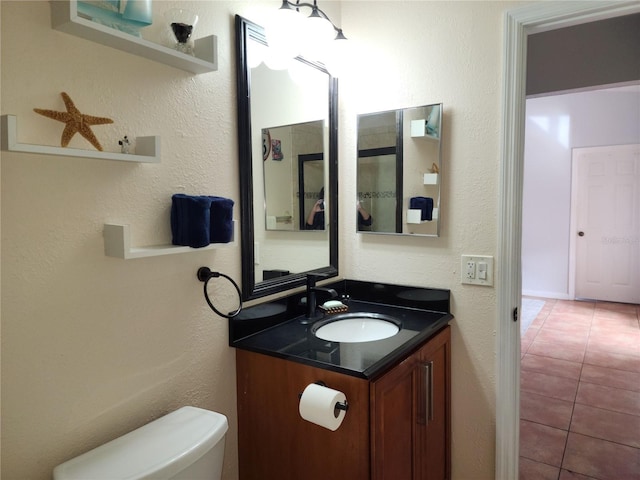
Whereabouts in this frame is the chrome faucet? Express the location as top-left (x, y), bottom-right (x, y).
top-left (302, 273), bottom-right (338, 323)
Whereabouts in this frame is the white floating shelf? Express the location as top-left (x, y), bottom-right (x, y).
top-left (406, 208), bottom-right (438, 224)
top-left (50, 1), bottom-right (217, 74)
top-left (104, 222), bottom-right (237, 259)
top-left (407, 209), bottom-right (423, 224)
top-left (410, 119), bottom-right (440, 140)
top-left (423, 173), bottom-right (439, 185)
top-left (1, 115), bottom-right (159, 163)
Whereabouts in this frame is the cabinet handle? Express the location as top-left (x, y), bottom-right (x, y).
top-left (422, 361), bottom-right (434, 424)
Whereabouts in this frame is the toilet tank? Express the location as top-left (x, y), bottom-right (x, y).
top-left (53, 406), bottom-right (228, 480)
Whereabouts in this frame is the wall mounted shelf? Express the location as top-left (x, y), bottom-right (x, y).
top-left (410, 119), bottom-right (440, 141)
top-left (50, 1), bottom-right (217, 74)
top-left (423, 173), bottom-right (439, 185)
top-left (407, 208), bottom-right (438, 224)
top-left (1, 115), bottom-right (160, 163)
top-left (104, 222), bottom-right (237, 259)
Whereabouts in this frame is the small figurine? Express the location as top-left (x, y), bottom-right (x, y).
top-left (118, 135), bottom-right (131, 154)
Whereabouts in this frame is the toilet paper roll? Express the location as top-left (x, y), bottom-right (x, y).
top-left (298, 383), bottom-right (347, 431)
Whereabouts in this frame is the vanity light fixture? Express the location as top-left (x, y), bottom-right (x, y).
top-left (266, 0), bottom-right (347, 70)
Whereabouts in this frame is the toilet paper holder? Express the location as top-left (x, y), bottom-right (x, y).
top-left (298, 381), bottom-right (349, 412)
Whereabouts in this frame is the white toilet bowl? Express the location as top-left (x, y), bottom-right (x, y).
top-left (53, 406), bottom-right (228, 480)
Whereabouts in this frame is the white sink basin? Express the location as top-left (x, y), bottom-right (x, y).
top-left (313, 313), bottom-right (401, 343)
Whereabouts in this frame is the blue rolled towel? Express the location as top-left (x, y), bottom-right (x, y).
top-left (207, 196), bottom-right (234, 243)
top-left (171, 194), bottom-right (212, 248)
top-left (409, 196), bottom-right (434, 221)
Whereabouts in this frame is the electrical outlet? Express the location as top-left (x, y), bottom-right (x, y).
top-left (466, 261), bottom-right (476, 279)
top-left (461, 255), bottom-right (494, 286)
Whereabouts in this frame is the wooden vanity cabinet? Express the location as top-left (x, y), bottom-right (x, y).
top-left (236, 326), bottom-right (451, 480)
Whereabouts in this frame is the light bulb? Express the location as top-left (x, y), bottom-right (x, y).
top-left (247, 41), bottom-right (267, 69)
top-left (300, 9), bottom-right (335, 61)
top-left (264, 48), bottom-right (294, 71)
top-left (265, 3), bottom-right (304, 61)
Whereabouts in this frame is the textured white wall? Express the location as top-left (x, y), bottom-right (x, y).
top-left (2, 1), bottom-right (521, 479)
top-left (523, 86), bottom-right (640, 299)
top-left (0, 2), bottom-right (273, 479)
top-left (340, 2), bottom-right (518, 478)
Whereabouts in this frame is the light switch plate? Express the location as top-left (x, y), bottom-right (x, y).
top-left (461, 255), bottom-right (494, 286)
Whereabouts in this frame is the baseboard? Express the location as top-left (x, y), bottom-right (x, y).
top-left (522, 290), bottom-right (571, 300)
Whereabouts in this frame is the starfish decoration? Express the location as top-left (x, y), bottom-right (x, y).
top-left (34, 92), bottom-right (114, 151)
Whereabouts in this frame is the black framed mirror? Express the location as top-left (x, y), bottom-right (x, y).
top-left (236, 15), bottom-right (338, 301)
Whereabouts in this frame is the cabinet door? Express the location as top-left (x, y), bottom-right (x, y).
top-left (370, 352), bottom-right (418, 480)
top-left (371, 326), bottom-right (451, 480)
top-left (418, 326), bottom-right (451, 480)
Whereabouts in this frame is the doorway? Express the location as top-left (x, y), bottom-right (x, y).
top-left (497, 2), bottom-right (640, 479)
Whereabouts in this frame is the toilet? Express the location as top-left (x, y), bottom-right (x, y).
top-left (53, 406), bottom-right (228, 480)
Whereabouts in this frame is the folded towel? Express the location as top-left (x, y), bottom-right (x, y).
top-left (171, 194), bottom-right (212, 248)
top-left (409, 197), bottom-right (426, 220)
top-left (409, 196), bottom-right (434, 221)
top-left (207, 196), bottom-right (234, 243)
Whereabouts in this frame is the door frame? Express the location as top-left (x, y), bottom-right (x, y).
top-left (496, 2), bottom-right (640, 478)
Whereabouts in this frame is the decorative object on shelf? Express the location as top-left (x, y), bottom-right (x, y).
top-left (197, 267), bottom-right (243, 319)
top-left (171, 194), bottom-right (235, 248)
top-left (33, 92), bottom-right (114, 151)
top-left (431, 162), bottom-right (439, 174)
top-left (266, 0), bottom-right (347, 69)
top-left (118, 135), bottom-right (131, 153)
top-left (77, 0), bottom-right (153, 37)
top-left (165, 8), bottom-right (198, 56)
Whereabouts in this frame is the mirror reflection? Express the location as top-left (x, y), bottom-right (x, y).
top-left (357, 104), bottom-right (442, 236)
top-left (300, 154), bottom-right (325, 230)
top-left (236, 15), bottom-right (338, 301)
top-left (262, 120), bottom-right (325, 231)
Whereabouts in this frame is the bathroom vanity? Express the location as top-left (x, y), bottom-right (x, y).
top-left (231, 280), bottom-right (452, 480)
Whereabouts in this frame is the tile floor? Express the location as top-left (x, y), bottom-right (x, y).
top-left (519, 298), bottom-right (640, 480)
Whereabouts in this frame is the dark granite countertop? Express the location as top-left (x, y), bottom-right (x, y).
top-left (230, 280), bottom-right (453, 380)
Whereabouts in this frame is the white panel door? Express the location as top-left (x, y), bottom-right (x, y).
top-left (574, 144), bottom-right (640, 304)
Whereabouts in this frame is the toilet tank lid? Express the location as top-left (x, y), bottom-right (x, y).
top-left (53, 406), bottom-right (228, 480)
